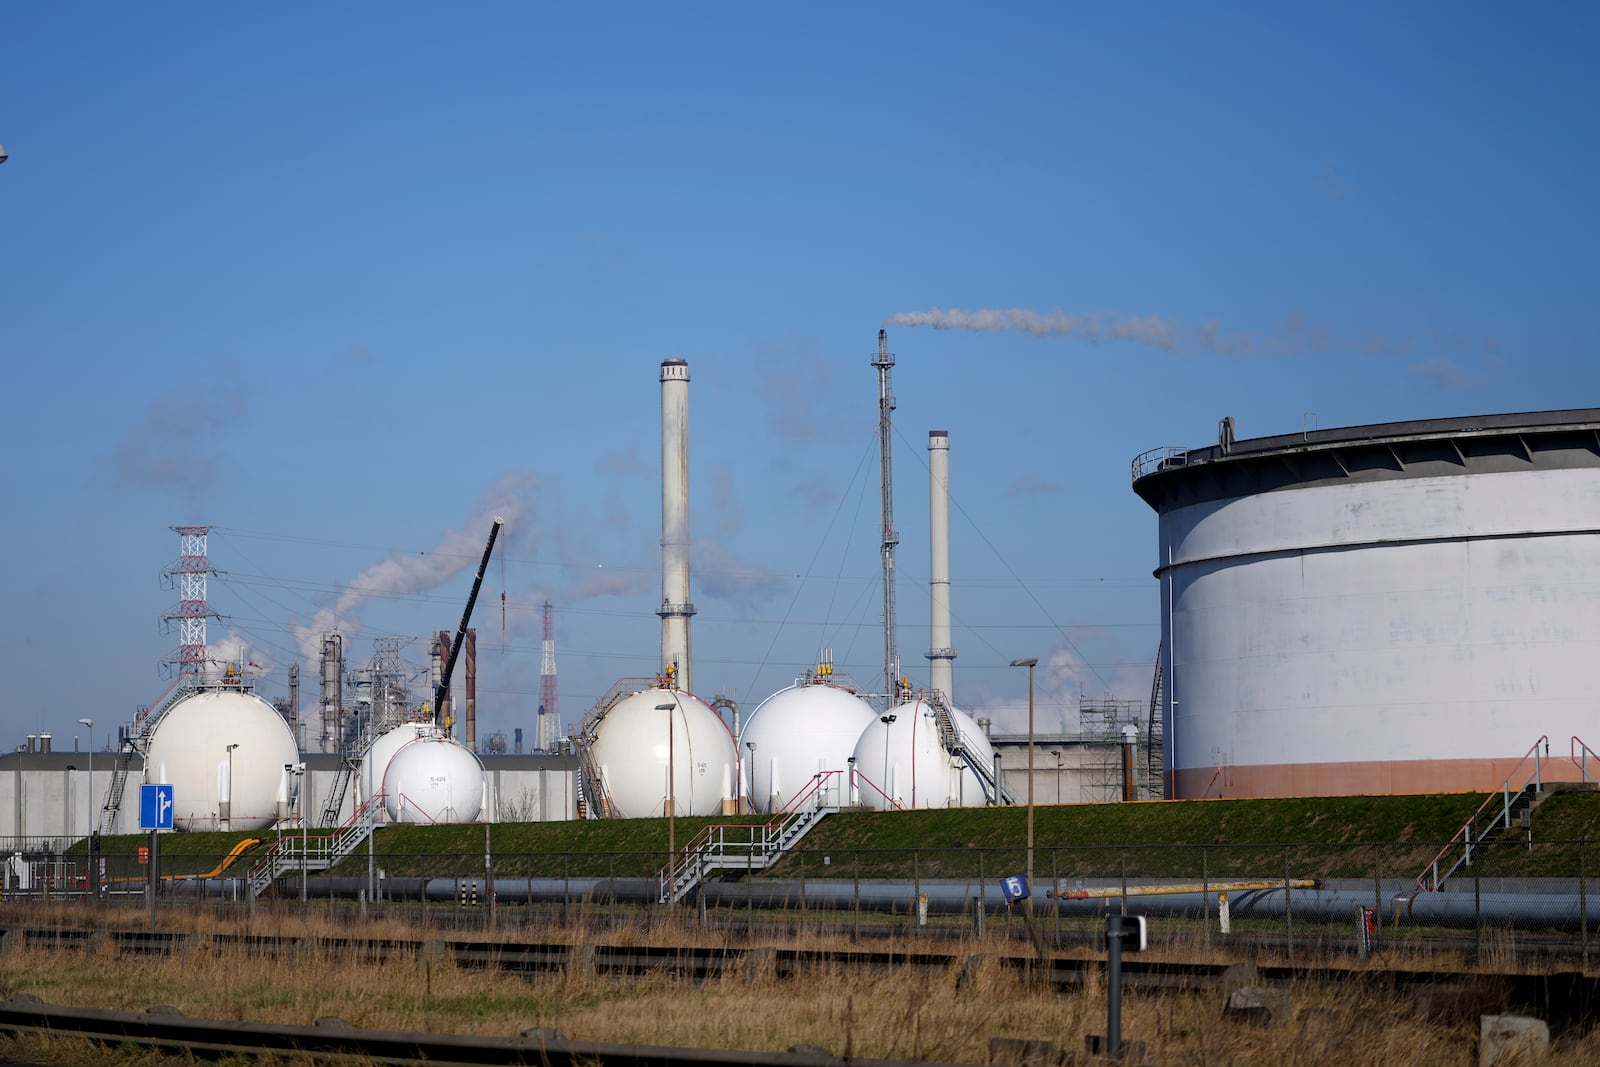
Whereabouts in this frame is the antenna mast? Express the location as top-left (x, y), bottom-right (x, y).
top-left (873, 330), bottom-right (900, 707)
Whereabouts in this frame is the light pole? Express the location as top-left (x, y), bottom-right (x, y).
top-left (1010, 658), bottom-right (1039, 905)
top-left (655, 702), bottom-right (677, 860)
top-left (879, 713), bottom-right (897, 807)
top-left (286, 762), bottom-right (307, 901)
top-left (223, 743), bottom-right (239, 832)
top-left (76, 719), bottom-right (93, 839)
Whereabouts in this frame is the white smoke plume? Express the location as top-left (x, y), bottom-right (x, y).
top-left (886, 308), bottom-right (1179, 349)
top-left (290, 470), bottom-right (541, 669)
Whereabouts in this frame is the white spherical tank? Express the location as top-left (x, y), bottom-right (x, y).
top-left (361, 721), bottom-right (438, 813)
top-left (1134, 410), bottom-right (1600, 799)
top-left (586, 688), bottom-right (737, 818)
top-left (382, 734), bottom-right (485, 823)
top-left (739, 681), bottom-right (875, 812)
top-left (143, 688), bottom-right (299, 831)
top-left (849, 698), bottom-right (995, 810)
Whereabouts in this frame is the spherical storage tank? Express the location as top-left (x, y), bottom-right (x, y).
top-left (1133, 410), bottom-right (1600, 799)
top-left (849, 697), bottom-right (998, 810)
top-left (586, 688), bottom-right (737, 818)
top-left (382, 734), bottom-right (485, 823)
top-left (739, 679), bottom-right (876, 812)
top-left (360, 721), bottom-right (437, 813)
top-left (144, 688), bottom-right (299, 831)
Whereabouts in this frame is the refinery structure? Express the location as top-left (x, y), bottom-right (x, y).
top-left (5, 335), bottom-right (1597, 865)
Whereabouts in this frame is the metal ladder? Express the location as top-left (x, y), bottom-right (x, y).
top-left (97, 678), bottom-right (198, 834)
top-left (319, 757), bottom-right (359, 828)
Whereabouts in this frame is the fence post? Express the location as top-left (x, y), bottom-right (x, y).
top-left (913, 850), bottom-right (921, 939)
top-left (853, 850), bottom-right (861, 941)
top-left (1283, 846), bottom-right (1293, 958)
top-left (1474, 864), bottom-right (1483, 960)
top-left (1581, 838), bottom-right (1589, 970)
top-left (1372, 843), bottom-right (1384, 953)
top-left (1051, 848), bottom-right (1060, 950)
top-left (798, 850), bottom-right (807, 934)
top-left (1202, 846), bottom-right (1210, 948)
top-left (1119, 850), bottom-right (1128, 916)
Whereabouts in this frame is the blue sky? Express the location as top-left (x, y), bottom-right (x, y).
top-left (3, 3), bottom-right (1596, 751)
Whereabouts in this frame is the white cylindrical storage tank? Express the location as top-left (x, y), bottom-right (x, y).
top-left (586, 688), bottom-right (736, 818)
top-left (739, 680), bottom-right (876, 812)
top-left (1133, 409), bottom-right (1600, 799)
top-left (143, 689), bottom-right (300, 831)
top-left (382, 735), bottom-right (485, 823)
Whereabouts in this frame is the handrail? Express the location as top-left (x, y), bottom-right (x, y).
top-left (1572, 736), bottom-right (1600, 784)
top-left (779, 770), bottom-right (842, 813)
top-left (1415, 735), bottom-right (1549, 894)
top-left (848, 769), bottom-right (903, 811)
top-left (1131, 446), bottom-right (1190, 481)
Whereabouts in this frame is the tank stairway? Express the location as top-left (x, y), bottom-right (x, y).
top-left (97, 677), bottom-right (199, 835)
top-left (246, 794), bottom-right (383, 900)
top-left (1414, 736), bottom-right (1595, 893)
top-left (926, 692), bottom-right (1014, 806)
top-left (658, 772), bottom-right (840, 905)
top-left (318, 756), bottom-right (360, 828)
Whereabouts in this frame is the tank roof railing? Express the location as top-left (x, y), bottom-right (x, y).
top-left (1131, 446), bottom-right (1191, 482)
top-left (576, 677), bottom-right (664, 737)
top-left (1135, 408), bottom-right (1600, 482)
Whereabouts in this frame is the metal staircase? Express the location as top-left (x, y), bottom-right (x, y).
top-left (319, 757), bottom-right (359, 828)
top-left (247, 795), bottom-right (383, 900)
top-left (98, 677), bottom-right (200, 834)
top-left (1415, 736), bottom-right (1565, 893)
top-left (657, 772), bottom-right (840, 905)
top-left (926, 692), bottom-right (1014, 806)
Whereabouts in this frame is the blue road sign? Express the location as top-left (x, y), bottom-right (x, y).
top-left (140, 784), bottom-right (174, 830)
top-left (1001, 874), bottom-right (1031, 903)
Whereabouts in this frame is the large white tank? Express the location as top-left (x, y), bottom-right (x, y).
top-left (1133, 409), bottom-right (1600, 799)
top-left (360, 721), bottom-right (438, 812)
top-left (382, 734), bottom-right (485, 823)
top-left (586, 688), bottom-right (736, 818)
top-left (849, 697), bottom-right (995, 809)
top-left (739, 679), bottom-right (876, 812)
top-left (143, 688), bottom-right (299, 831)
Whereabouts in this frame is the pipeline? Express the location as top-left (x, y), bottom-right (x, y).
top-left (161, 876), bottom-right (1600, 931)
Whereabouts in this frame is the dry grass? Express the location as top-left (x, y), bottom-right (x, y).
top-left (0, 904), bottom-right (1596, 1065)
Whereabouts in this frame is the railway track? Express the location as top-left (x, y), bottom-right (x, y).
top-left (4, 924), bottom-right (1597, 1031)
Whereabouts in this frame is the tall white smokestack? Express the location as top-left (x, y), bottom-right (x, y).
top-left (927, 430), bottom-right (956, 702)
top-left (659, 359), bottom-right (694, 692)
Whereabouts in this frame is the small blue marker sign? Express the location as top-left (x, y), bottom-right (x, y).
top-left (140, 784), bottom-right (174, 831)
top-left (1001, 874), bottom-right (1030, 903)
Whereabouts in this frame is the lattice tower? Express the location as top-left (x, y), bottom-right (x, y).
top-left (160, 525), bottom-right (215, 678)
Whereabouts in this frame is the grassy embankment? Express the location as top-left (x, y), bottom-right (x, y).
top-left (77, 789), bottom-right (1600, 883)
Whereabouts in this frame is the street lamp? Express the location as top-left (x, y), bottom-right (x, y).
top-left (76, 719), bottom-right (93, 839)
top-left (1010, 657), bottom-right (1039, 908)
top-left (286, 762), bottom-right (307, 901)
top-left (655, 702), bottom-right (677, 860)
top-left (879, 714), bottom-right (897, 808)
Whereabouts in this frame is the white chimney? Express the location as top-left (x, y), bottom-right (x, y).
top-left (928, 430), bottom-right (956, 702)
top-left (659, 360), bottom-right (694, 692)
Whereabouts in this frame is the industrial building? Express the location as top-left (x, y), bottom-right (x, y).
top-left (1134, 409), bottom-right (1600, 799)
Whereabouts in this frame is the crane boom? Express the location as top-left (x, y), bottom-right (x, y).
top-left (434, 517), bottom-right (504, 727)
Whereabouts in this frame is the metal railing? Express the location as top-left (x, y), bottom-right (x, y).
top-left (658, 773), bottom-right (841, 904)
top-left (1131, 446), bottom-right (1190, 481)
top-left (1415, 736), bottom-right (1549, 894)
top-left (1572, 735), bottom-right (1600, 784)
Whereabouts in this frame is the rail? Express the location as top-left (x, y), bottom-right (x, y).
top-left (1415, 735), bottom-right (1549, 894)
top-left (246, 793), bottom-right (384, 899)
top-left (1572, 735), bottom-right (1600, 784)
top-left (1131, 446), bottom-right (1190, 481)
top-left (847, 767), bottom-right (903, 810)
